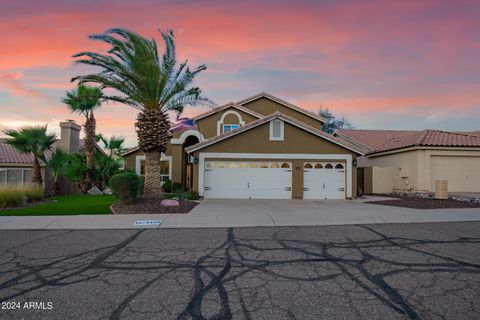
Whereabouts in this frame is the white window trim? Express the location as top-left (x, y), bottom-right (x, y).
top-left (217, 110), bottom-right (245, 135)
top-left (269, 119), bottom-right (284, 141)
top-left (171, 130), bottom-right (204, 145)
top-left (135, 154), bottom-right (172, 183)
top-left (197, 153), bottom-right (353, 198)
top-left (1, 168), bottom-right (32, 187)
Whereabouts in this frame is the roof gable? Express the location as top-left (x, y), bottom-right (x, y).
top-left (192, 102), bottom-right (263, 122)
top-left (185, 112), bottom-right (363, 154)
top-left (237, 92), bottom-right (326, 125)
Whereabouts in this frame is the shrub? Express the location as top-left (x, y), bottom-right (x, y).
top-left (0, 188), bottom-right (24, 209)
top-left (175, 190), bottom-right (199, 201)
top-left (162, 179), bottom-right (172, 193)
top-left (172, 182), bottom-right (183, 192)
top-left (109, 172), bottom-right (142, 204)
top-left (23, 185), bottom-right (44, 203)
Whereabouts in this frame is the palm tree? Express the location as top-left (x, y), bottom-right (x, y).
top-left (71, 28), bottom-right (211, 197)
top-left (47, 149), bottom-right (67, 195)
top-left (95, 134), bottom-right (125, 189)
top-left (3, 126), bottom-right (56, 187)
top-left (62, 84), bottom-right (103, 190)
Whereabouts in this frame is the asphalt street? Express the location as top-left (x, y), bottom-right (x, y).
top-left (0, 222), bottom-right (479, 319)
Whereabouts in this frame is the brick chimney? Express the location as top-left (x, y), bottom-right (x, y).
top-left (59, 120), bottom-right (81, 153)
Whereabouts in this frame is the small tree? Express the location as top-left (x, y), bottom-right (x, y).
top-left (95, 134), bottom-right (125, 189)
top-left (3, 126), bottom-right (56, 187)
top-left (47, 149), bottom-right (67, 196)
top-left (319, 107), bottom-right (353, 134)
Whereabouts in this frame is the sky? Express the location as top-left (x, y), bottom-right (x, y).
top-left (0, 0), bottom-right (479, 146)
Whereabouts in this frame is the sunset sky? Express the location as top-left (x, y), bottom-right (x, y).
top-left (1, 0), bottom-right (479, 146)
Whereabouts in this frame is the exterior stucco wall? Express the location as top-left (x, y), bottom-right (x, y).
top-left (360, 148), bottom-right (480, 193)
top-left (241, 97), bottom-right (324, 129)
top-left (191, 122), bottom-right (358, 198)
top-left (195, 107), bottom-right (259, 139)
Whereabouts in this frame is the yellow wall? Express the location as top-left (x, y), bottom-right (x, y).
top-left (195, 107), bottom-right (259, 139)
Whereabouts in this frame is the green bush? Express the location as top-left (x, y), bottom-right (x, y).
top-left (162, 179), bottom-right (172, 193)
top-left (175, 190), bottom-right (199, 201)
top-left (172, 182), bottom-right (183, 192)
top-left (109, 172), bottom-right (142, 204)
top-left (23, 185), bottom-right (44, 203)
top-left (0, 188), bottom-right (24, 209)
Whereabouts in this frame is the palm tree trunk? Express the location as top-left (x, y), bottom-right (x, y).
top-left (143, 150), bottom-right (164, 197)
top-left (51, 178), bottom-right (60, 196)
top-left (32, 156), bottom-right (43, 186)
top-left (84, 112), bottom-right (96, 189)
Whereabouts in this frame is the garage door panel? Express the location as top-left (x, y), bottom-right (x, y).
top-left (204, 161), bottom-right (292, 199)
top-left (303, 162), bottom-right (346, 199)
top-left (431, 156), bottom-right (480, 192)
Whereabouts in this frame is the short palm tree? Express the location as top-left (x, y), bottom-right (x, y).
top-left (47, 148), bottom-right (67, 195)
top-left (72, 28), bottom-right (210, 197)
top-left (95, 134), bottom-right (125, 189)
top-left (3, 126), bottom-right (56, 186)
top-left (62, 84), bottom-right (103, 190)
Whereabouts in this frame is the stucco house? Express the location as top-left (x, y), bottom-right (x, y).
top-left (0, 120), bottom-right (102, 195)
top-left (334, 129), bottom-right (480, 194)
top-left (123, 92), bottom-right (364, 199)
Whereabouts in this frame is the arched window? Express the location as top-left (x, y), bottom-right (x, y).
top-left (335, 163), bottom-right (344, 169)
top-left (304, 163), bottom-right (313, 169)
top-left (271, 163), bottom-right (280, 168)
top-left (260, 163), bottom-right (269, 168)
top-left (206, 162), bottom-right (213, 168)
top-left (314, 163), bottom-right (323, 169)
top-left (325, 163), bottom-right (333, 169)
top-left (249, 162), bottom-right (258, 168)
top-left (281, 163), bottom-right (290, 168)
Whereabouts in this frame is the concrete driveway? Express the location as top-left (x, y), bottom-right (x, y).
top-left (1, 197), bottom-right (480, 229)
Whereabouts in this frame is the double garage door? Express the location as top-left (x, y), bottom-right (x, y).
top-left (204, 160), bottom-right (346, 199)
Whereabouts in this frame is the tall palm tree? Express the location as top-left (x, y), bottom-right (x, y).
top-left (62, 84), bottom-right (103, 190)
top-left (3, 126), bottom-right (56, 187)
top-left (71, 28), bottom-right (211, 197)
top-left (47, 148), bottom-right (67, 195)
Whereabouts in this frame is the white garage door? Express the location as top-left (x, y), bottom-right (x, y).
top-left (303, 162), bottom-right (346, 199)
top-left (431, 156), bottom-right (480, 192)
top-left (204, 161), bottom-right (292, 199)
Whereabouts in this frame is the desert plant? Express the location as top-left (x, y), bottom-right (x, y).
top-left (95, 134), bottom-right (125, 189)
top-left (109, 172), bottom-right (142, 204)
top-left (47, 149), bottom-right (68, 195)
top-left (3, 125), bottom-right (56, 186)
top-left (72, 28), bottom-right (211, 197)
top-left (23, 185), bottom-right (44, 202)
top-left (0, 188), bottom-right (24, 209)
top-left (62, 84), bottom-right (103, 190)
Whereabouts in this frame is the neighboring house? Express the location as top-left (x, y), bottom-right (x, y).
top-left (334, 129), bottom-right (480, 194)
top-left (0, 120), bottom-right (102, 195)
top-left (123, 92), bottom-right (364, 199)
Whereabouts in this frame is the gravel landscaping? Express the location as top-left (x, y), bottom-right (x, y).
top-left (366, 196), bottom-right (480, 209)
top-left (112, 198), bottom-right (199, 214)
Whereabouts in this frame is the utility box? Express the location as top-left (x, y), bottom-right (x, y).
top-left (434, 180), bottom-right (448, 200)
top-left (398, 165), bottom-right (409, 178)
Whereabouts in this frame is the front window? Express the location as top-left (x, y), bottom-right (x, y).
top-left (140, 160), bottom-right (170, 183)
top-left (222, 124), bottom-right (240, 133)
top-left (0, 168), bottom-right (32, 187)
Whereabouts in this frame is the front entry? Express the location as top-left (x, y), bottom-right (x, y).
top-left (204, 161), bottom-right (292, 199)
top-left (303, 162), bottom-right (346, 199)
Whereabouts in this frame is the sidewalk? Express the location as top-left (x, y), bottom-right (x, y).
top-left (1, 197), bottom-right (480, 230)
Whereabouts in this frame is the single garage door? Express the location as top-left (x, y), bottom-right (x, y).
top-left (303, 162), bottom-right (346, 199)
top-left (431, 156), bottom-right (480, 192)
top-left (204, 161), bottom-right (292, 199)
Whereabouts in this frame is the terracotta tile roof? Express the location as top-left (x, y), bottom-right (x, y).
top-left (0, 139), bottom-right (87, 165)
top-left (237, 92), bottom-right (327, 123)
top-left (185, 112), bottom-right (364, 154)
top-left (335, 129), bottom-right (480, 155)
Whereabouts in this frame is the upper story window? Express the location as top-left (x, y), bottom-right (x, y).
top-left (222, 124), bottom-right (240, 133)
top-left (269, 119), bottom-right (284, 141)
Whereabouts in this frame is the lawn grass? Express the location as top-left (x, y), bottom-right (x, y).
top-left (0, 194), bottom-right (114, 216)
